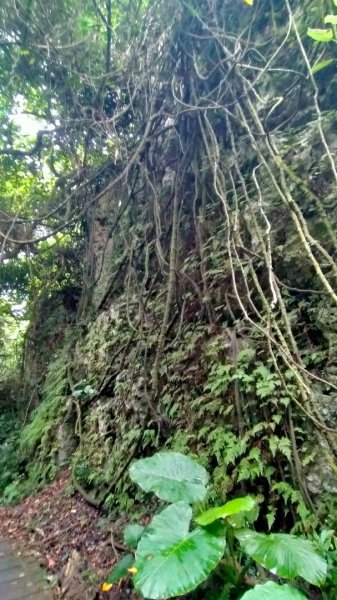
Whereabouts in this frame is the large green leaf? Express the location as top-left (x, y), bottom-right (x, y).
top-left (195, 496), bottom-right (256, 526)
top-left (133, 502), bottom-right (226, 599)
top-left (240, 581), bottom-right (308, 599)
top-left (236, 530), bottom-right (327, 586)
top-left (307, 28), bottom-right (333, 42)
top-left (129, 452), bottom-right (209, 503)
top-left (124, 524), bottom-right (145, 548)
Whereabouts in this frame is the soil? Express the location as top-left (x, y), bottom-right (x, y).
top-left (0, 470), bottom-right (135, 600)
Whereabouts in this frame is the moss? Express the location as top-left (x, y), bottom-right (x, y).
top-left (20, 349), bottom-right (70, 485)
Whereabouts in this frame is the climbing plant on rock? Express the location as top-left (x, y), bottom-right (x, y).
top-left (1, 0), bottom-right (337, 528)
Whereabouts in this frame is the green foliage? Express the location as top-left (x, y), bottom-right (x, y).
top-left (311, 58), bottom-right (334, 73)
top-left (0, 412), bottom-right (38, 505)
top-left (18, 348), bottom-right (70, 490)
top-left (0, 413), bottom-right (21, 498)
top-left (123, 524), bottom-right (145, 548)
top-left (106, 554), bottom-right (135, 584)
top-left (324, 15), bottom-right (337, 25)
top-left (2, 1), bottom-right (337, 588)
top-left (20, 350), bottom-right (68, 453)
top-left (0, 299), bottom-right (27, 390)
top-left (307, 27), bottom-right (334, 42)
top-left (2, 480), bottom-right (26, 505)
top-left (104, 452), bottom-right (327, 600)
top-left (236, 530), bottom-right (327, 586)
top-left (134, 502), bottom-right (226, 599)
top-left (161, 330), bottom-right (312, 529)
top-left (195, 496), bottom-right (256, 526)
top-left (0, 259), bottom-right (30, 299)
top-left (240, 582), bottom-right (308, 600)
top-left (307, 3), bottom-right (337, 73)
top-left (129, 451), bottom-right (209, 503)
top-left (310, 529), bottom-right (337, 598)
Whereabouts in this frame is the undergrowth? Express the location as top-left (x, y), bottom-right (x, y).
top-left (6, 309), bottom-right (330, 538)
top-left (16, 349), bottom-right (70, 494)
top-left (21, 351), bottom-right (68, 451)
top-left (59, 312), bottom-right (323, 534)
top-left (0, 412), bottom-right (22, 502)
top-left (159, 326), bottom-right (318, 532)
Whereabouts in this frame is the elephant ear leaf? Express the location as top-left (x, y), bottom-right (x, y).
top-left (196, 495), bottom-right (256, 526)
top-left (240, 581), bottom-right (308, 599)
top-left (133, 502), bottom-right (226, 599)
top-left (236, 530), bottom-right (327, 586)
top-left (129, 451), bottom-right (209, 503)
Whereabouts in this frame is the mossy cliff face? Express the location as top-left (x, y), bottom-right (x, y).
top-left (18, 0), bottom-right (337, 528)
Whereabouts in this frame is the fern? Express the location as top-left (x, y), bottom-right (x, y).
top-left (20, 350), bottom-right (68, 456)
top-left (269, 436), bottom-right (292, 461)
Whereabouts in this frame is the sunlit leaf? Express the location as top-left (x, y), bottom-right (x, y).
top-left (324, 14), bottom-right (337, 25)
top-left (236, 529), bottom-right (327, 586)
top-left (240, 581), bottom-right (308, 599)
top-left (311, 59), bottom-right (334, 74)
top-left (133, 502), bottom-right (226, 599)
top-left (244, 0), bottom-right (254, 5)
top-left (307, 28), bottom-right (333, 42)
top-left (195, 496), bottom-right (256, 526)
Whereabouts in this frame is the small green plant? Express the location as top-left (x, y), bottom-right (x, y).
top-left (307, 1), bottom-right (337, 73)
top-left (104, 451), bottom-right (327, 599)
top-left (311, 529), bottom-right (337, 599)
top-left (2, 479), bottom-right (24, 505)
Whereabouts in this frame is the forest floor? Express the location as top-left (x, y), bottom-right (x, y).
top-left (0, 469), bottom-right (134, 599)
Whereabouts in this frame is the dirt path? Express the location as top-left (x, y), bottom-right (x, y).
top-left (0, 539), bottom-right (52, 600)
top-left (0, 470), bottom-right (129, 599)
top-left (0, 471), bottom-right (114, 576)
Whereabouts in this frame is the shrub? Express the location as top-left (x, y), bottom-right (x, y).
top-left (103, 451), bottom-right (327, 600)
